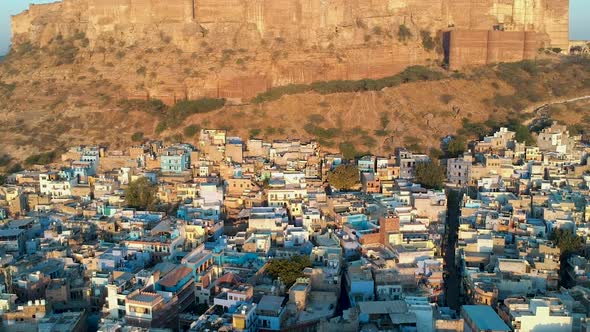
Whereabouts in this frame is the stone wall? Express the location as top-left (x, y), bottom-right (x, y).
top-left (448, 30), bottom-right (543, 70)
top-left (12, 0), bottom-right (569, 50)
top-left (10, 0), bottom-right (569, 101)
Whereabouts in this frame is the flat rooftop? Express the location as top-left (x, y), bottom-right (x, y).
top-left (290, 283), bottom-right (308, 292)
top-left (257, 295), bottom-right (285, 312)
top-left (158, 266), bottom-right (192, 288)
top-left (128, 292), bottom-right (162, 304)
top-left (462, 305), bottom-right (510, 331)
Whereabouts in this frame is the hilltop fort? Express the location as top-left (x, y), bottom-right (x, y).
top-left (10, 0), bottom-right (569, 102)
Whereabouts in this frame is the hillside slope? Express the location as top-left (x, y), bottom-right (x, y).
top-left (1, 54), bottom-right (589, 169)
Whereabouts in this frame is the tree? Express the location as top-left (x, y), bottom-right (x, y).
top-left (551, 229), bottom-right (583, 256)
top-left (506, 121), bottom-right (535, 145)
top-left (125, 177), bottom-right (158, 210)
top-left (429, 148), bottom-right (444, 160)
top-left (446, 136), bottom-right (467, 158)
top-left (550, 228), bottom-right (584, 288)
top-left (266, 255), bottom-right (311, 287)
top-left (327, 165), bottom-right (359, 191)
top-left (415, 161), bottom-right (445, 190)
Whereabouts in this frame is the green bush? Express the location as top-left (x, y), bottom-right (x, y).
top-left (0, 81), bottom-right (16, 98)
top-left (72, 31), bottom-right (86, 40)
top-left (374, 129), bottom-right (389, 137)
top-left (136, 66), bottom-right (147, 76)
top-left (492, 94), bottom-right (525, 111)
top-left (25, 150), bottom-right (58, 166)
top-left (568, 124), bottom-right (585, 136)
top-left (118, 99), bottom-right (166, 114)
top-left (398, 24), bottom-right (412, 42)
top-left (155, 122), bottom-right (168, 134)
top-left (252, 84), bottom-right (311, 103)
top-left (7, 164), bottom-right (23, 174)
top-left (53, 41), bottom-right (78, 65)
top-left (548, 80), bottom-right (571, 97)
top-left (0, 155), bottom-right (12, 167)
top-left (339, 142), bottom-right (359, 160)
top-left (131, 132), bottom-right (144, 142)
top-left (459, 119), bottom-right (489, 139)
top-left (530, 118), bottom-right (553, 133)
top-left (420, 30), bottom-right (435, 51)
top-left (308, 114), bottom-right (326, 123)
top-left (15, 41), bottom-right (35, 56)
top-left (252, 66), bottom-right (444, 103)
top-left (361, 135), bottom-right (376, 147)
top-left (380, 112), bottom-right (390, 129)
top-left (165, 98), bottom-right (225, 128)
top-left (439, 94), bottom-right (454, 104)
top-left (183, 124), bottom-right (200, 137)
top-left (403, 136), bottom-right (424, 153)
top-left (303, 123), bottom-right (340, 139)
top-left (249, 128), bottom-right (261, 137)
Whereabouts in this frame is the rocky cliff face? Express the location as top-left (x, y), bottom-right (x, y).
top-left (9, 0), bottom-right (569, 102)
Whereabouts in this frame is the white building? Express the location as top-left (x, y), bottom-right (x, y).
top-left (504, 297), bottom-right (573, 332)
top-left (247, 207), bottom-right (288, 232)
top-left (284, 226), bottom-right (309, 247)
top-left (39, 173), bottom-right (75, 198)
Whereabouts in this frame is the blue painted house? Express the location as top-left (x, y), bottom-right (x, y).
top-left (160, 144), bottom-right (194, 174)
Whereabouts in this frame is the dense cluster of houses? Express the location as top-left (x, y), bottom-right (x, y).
top-left (0, 124), bottom-right (589, 331)
top-left (446, 124), bottom-right (590, 332)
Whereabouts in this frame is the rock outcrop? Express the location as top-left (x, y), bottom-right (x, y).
top-left (10, 0), bottom-right (569, 102)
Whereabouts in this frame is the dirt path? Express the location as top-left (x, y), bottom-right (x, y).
top-left (523, 94), bottom-right (590, 126)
